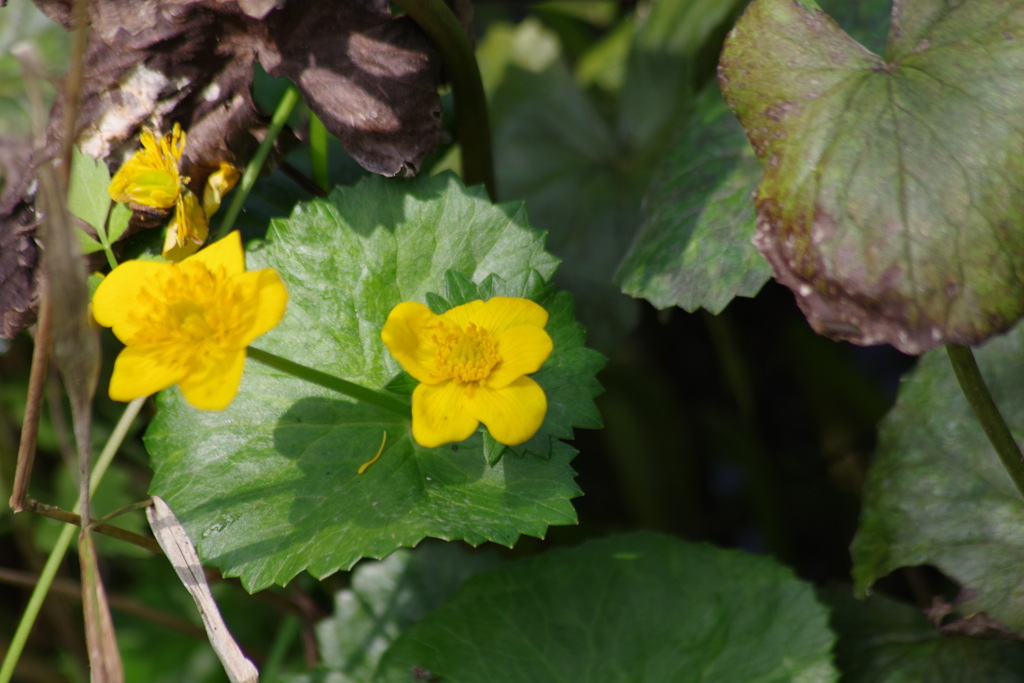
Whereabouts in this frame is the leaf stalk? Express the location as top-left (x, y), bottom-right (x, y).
top-left (946, 344), bottom-right (1024, 497)
top-left (216, 84), bottom-right (301, 240)
top-left (247, 347), bottom-right (412, 418)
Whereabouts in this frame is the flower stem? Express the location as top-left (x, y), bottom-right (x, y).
top-left (216, 85), bottom-right (302, 240)
top-left (391, 0), bottom-right (495, 200)
top-left (309, 113), bottom-right (329, 192)
top-left (946, 344), bottom-right (1024, 497)
top-left (0, 396), bottom-right (145, 683)
top-left (247, 347), bottom-right (411, 418)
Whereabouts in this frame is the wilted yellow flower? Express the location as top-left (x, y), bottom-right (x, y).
top-left (108, 123), bottom-right (185, 210)
top-left (381, 297), bottom-right (553, 448)
top-left (92, 232), bottom-right (288, 411)
top-left (108, 125), bottom-right (240, 262)
top-left (203, 161), bottom-right (241, 217)
top-left (163, 190), bottom-right (208, 261)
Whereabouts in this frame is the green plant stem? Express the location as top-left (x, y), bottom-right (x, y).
top-left (0, 396), bottom-right (145, 683)
top-left (260, 616), bottom-right (300, 682)
top-left (947, 344), bottom-right (1024, 497)
top-left (247, 347), bottom-right (411, 418)
top-left (309, 113), bottom-right (329, 193)
top-left (392, 0), bottom-right (495, 200)
top-left (216, 85), bottom-right (301, 240)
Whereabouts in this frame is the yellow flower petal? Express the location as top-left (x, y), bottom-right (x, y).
top-left (186, 230), bottom-right (245, 276)
top-left (412, 380), bottom-right (479, 448)
top-left (465, 297), bottom-right (548, 335)
top-left (177, 350), bottom-right (247, 411)
top-left (464, 376), bottom-right (547, 446)
top-left (440, 300), bottom-right (484, 328)
top-left (203, 161), bottom-right (240, 217)
top-left (487, 324), bottom-right (553, 389)
top-left (92, 259), bottom-right (170, 341)
top-left (381, 302), bottom-right (451, 385)
top-left (238, 269), bottom-right (290, 346)
top-left (108, 345), bottom-right (186, 402)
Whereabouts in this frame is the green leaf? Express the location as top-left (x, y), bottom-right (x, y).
top-left (720, 0), bottom-right (1024, 354)
top-left (493, 60), bottom-right (643, 351)
top-left (145, 173), bottom-right (602, 591)
top-left (821, 587), bottom-right (1024, 682)
top-left (375, 533), bottom-right (839, 683)
top-left (67, 147), bottom-right (111, 235)
top-left (617, 0), bottom-right (740, 150)
top-left (107, 201), bottom-right (131, 244)
top-left (617, 84), bottom-right (771, 312)
top-left (299, 543), bottom-right (502, 683)
top-left (851, 322), bottom-right (1024, 632)
top-left (77, 229), bottom-right (105, 255)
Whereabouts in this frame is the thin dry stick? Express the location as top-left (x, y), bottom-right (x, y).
top-left (9, 289), bottom-right (51, 512)
top-left (24, 499), bottom-right (163, 554)
top-left (0, 567), bottom-right (207, 642)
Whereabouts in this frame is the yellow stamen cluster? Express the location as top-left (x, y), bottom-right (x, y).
top-left (128, 261), bottom-right (257, 368)
top-left (434, 323), bottom-right (499, 384)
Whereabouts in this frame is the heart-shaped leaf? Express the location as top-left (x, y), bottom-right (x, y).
top-left (144, 173), bottom-right (604, 591)
top-left (719, 0), bottom-right (1024, 354)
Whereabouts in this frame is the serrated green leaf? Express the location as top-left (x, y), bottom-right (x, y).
top-left (145, 173), bottom-right (602, 591)
top-left (852, 322), bottom-right (1024, 632)
top-left (821, 587), bottom-right (1024, 683)
top-left (297, 543), bottom-right (502, 683)
top-left (375, 533), bottom-right (838, 683)
top-left (68, 147), bottom-right (112, 234)
top-left (720, 0), bottom-right (1024, 354)
top-left (618, 84), bottom-right (770, 312)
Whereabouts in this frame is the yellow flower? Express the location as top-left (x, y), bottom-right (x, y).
top-left (92, 232), bottom-right (288, 410)
top-left (109, 123), bottom-right (185, 210)
top-left (381, 297), bottom-right (553, 448)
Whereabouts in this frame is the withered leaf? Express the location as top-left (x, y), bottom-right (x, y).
top-left (3, 0), bottom-right (453, 338)
top-left (719, 0), bottom-right (1024, 354)
top-left (258, 0), bottom-right (442, 176)
top-left (0, 137), bottom-right (39, 339)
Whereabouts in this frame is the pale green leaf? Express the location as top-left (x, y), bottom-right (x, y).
top-left (77, 229), bottom-right (105, 255)
top-left (68, 147), bottom-right (111, 235)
